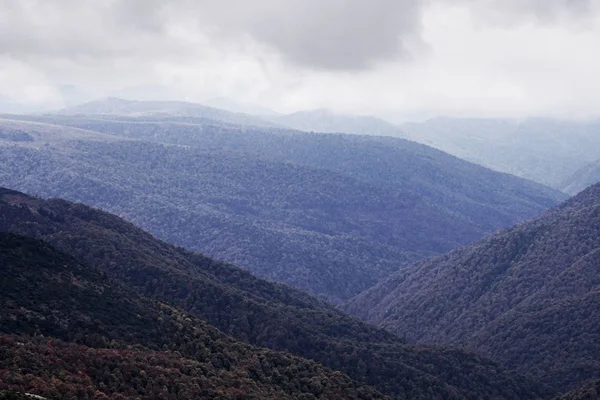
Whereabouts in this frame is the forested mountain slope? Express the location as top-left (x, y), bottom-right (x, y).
top-left (0, 116), bottom-right (565, 302)
top-left (345, 183), bottom-right (600, 392)
top-left (0, 233), bottom-right (385, 400)
top-left (400, 118), bottom-right (600, 188)
top-left (0, 188), bottom-right (551, 399)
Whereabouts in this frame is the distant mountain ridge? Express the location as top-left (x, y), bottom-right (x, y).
top-left (0, 187), bottom-right (551, 399)
top-left (57, 97), bottom-right (278, 128)
top-left (268, 109), bottom-right (405, 137)
top-left (345, 183), bottom-right (600, 392)
top-left (0, 115), bottom-right (565, 302)
top-left (55, 99), bottom-right (600, 191)
top-left (399, 117), bottom-right (600, 189)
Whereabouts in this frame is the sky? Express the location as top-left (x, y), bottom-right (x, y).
top-left (1, 0), bottom-right (600, 120)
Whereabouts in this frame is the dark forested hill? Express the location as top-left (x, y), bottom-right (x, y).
top-left (345, 183), bottom-right (600, 392)
top-left (0, 232), bottom-right (385, 400)
top-left (0, 188), bottom-right (551, 399)
top-left (561, 160), bottom-right (600, 195)
top-left (0, 116), bottom-right (565, 302)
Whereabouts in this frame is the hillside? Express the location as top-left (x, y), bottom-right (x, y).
top-left (561, 160), bottom-right (600, 195)
top-left (0, 115), bottom-right (565, 302)
top-left (0, 188), bottom-right (551, 399)
top-left (400, 118), bottom-right (600, 189)
top-left (345, 183), bottom-right (600, 392)
top-left (0, 232), bottom-right (385, 400)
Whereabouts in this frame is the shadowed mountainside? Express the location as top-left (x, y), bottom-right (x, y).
top-left (0, 187), bottom-right (551, 399)
top-left (345, 183), bottom-right (600, 392)
top-left (0, 232), bottom-right (385, 400)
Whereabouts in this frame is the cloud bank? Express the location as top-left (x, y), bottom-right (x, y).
top-left (0, 0), bottom-right (599, 118)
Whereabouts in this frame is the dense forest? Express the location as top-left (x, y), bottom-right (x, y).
top-left (0, 188), bottom-right (551, 399)
top-left (0, 233), bottom-right (386, 399)
top-left (0, 115), bottom-right (564, 302)
top-left (345, 183), bottom-right (600, 392)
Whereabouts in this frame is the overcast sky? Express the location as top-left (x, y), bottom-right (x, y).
top-left (1, 0), bottom-right (599, 119)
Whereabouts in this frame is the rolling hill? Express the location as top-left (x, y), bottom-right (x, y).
top-left (0, 187), bottom-right (551, 399)
top-left (0, 115), bottom-right (565, 302)
top-left (0, 232), bottom-right (385, 400)
top-left (345, 183), bottom-right (600, 392)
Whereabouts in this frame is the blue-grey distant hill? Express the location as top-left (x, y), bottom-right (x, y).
top-left (0, 111), bottom-right (565, 302)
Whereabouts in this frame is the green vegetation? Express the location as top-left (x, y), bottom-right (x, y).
top-left (345, 183), bottom-right (600, 392)
top-left (0, 188), bottom-right (551, 399)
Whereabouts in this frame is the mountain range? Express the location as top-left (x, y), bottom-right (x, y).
top-left (1, 97), bottom-right (599, 398)
top-left (345, 183), bottom-right (600, 392)
top-left (0, 114), bottom-right (564, 302)
top-left (266, 109), bottom-right (405, 137)
top-left (0, 187), bottom-right (550, 399)
top-left (56, 97), bottom-right (278, 128)
top-left (45, 97), bottom-right (600, 192)
top-left (398, 117), bottom-right (600, 190)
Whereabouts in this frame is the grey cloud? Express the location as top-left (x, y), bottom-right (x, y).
top-left (190, 0), bottom-right (423, 70)
top-left (0, 0), bottom-right (174, 59)
top-left (0, 0), bottom-right (424, 70)
top-left (0, 0), bottom-right (596, 71)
